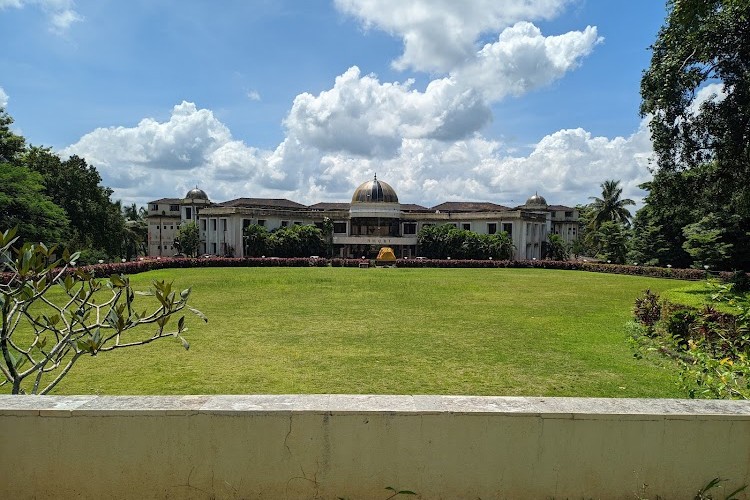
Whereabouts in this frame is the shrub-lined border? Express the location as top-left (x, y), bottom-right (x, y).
top-left (2, 256), bottom-right (734, 284)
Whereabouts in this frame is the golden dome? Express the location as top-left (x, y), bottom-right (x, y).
top-left (351, 175), bottom-right (399, 204)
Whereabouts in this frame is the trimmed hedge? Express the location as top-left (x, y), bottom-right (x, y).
top-left (0, 256), bottom-right (737, 284)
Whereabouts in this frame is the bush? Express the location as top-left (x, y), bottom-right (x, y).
top-left (661, 307), bottom-right (697, 345)
top-left (2, 254), bottom-right (739, 286)
top-left (75, 248), bottom-right (110, 266)
top-left (630, 286), bottom-right (750, 399)
top-left (633, 289), bottom-right (661, 329)
top-left (729, 270), bottom-right (750, 294)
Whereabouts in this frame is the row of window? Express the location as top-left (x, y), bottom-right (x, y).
top-left (229, 219), bottom-right (515, 236)
top-left (149, 204), bottom-right (199, 217)
top-left (149, 204), bottom-right (181, 212)
top-left (155, 219), bottom-right (518, 237)
top-left (200, 219), bottom-right (228, 231)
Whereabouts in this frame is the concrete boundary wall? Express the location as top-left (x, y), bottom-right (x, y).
top-left (1, 395), bottom-right (749, 499)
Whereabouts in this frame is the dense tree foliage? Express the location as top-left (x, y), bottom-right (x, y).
top-left (122, 203), bottom-right (148, 260)
top-left (23, 148), bottom-right (126, 257)
top-left (594, 221), bottom-right (629, 264)
top-left (270, 225), bottom-right (325, 257)
top-left (242, 224), bottom-right (325, 258)
top-left (546, 234), bottom-right (570, 261)
top-left (0, 164), bottom-right (70, 245)
top-left (638, 0), bottom-right (750, 270)
top-left (0, 109), bottom-right (25, 164)
top-left (682, 213), bottom-right (734, 268)
top-left (417, 224), bottom-right (514, 260)
top-left (627, 205), bottom-right (672, 266)
top-left (243, 224), bottom-right (271, 257)
top-left (175, 222), bottom-right (201, 257)
top-left (0, 108), bottom-right (128, 259)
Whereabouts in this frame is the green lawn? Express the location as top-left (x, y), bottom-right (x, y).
top-left (17, 267), bottom-right (693, 397)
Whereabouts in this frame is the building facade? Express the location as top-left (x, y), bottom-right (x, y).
top-left (147, 177), bottom-right (580, 260)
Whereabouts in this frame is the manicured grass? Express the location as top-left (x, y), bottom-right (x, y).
top-left (661, 281), bottom-right (744, 313)
top-left (15, 268), bottom-right (691, 397)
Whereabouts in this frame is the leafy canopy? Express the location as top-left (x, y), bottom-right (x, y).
top-left (637, 0), bottom-right (750, 270)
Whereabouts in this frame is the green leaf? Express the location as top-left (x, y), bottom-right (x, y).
top-left (177, 335), bottom-right (190, 351)
top-left (154, 291), bottom-right (168, 309)
top-left (157, 316), bottom-right (171, 330)
top-left (110, 274), bottom-right (126, 287)
top-left (34, 336), bottom-right (47, 350)
top-left (188, 307), bottom-right (208, 323)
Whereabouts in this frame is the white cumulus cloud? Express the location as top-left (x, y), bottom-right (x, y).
top-left (289, 120), bottom-right (654, 208)
top-left (60, 99), bottom-right (654, 209)
top-left (335, 0), bottom-right (573, 72)
top-left (475, 119), bottom-right (654, 205)
top-left (287, 5), bottom-right (601, 159)
top-left (0, 87), bottom-right (8, 109)
top-left (285, 66), bottom-right (491, 158)
top-left (457, 22), bottom-right (601, 101)
top-left (60, 102), bottom-right (289, 204)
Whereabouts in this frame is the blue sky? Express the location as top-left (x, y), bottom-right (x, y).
top-left (0, 0), bottom-right (668, 208)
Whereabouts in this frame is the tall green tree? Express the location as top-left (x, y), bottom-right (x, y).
top-left (0, 164), bottom-right (69, 245)
top-left (593, 221), bottom-right (629, 264)
top-left (588, 180), bottom-right (636, 230)
top-left (546, 234), bottom-right (570, 261)
top-left (321, 217), bottom-right (334, 258)
top-left (243, 224), bottom-right (270, 257)
top-left (628, 204), bottom-right (673, 266)
top-left (417, 224), bottom-right (514, 260)
top-left (175, 222), bottom-right (201, 257)
top-left (23, 148), bottom-right (126, 257)
top-left (268, 224), bottom-right (324, 257)
top-left (639, 0), bottom-right (750, 269)
top-left (123, 202), bottom-right (147, 222)
top-left (0, 108), bottom-right (25, 164)
top-left (682, 213), bottom-right (734, 269)
top-left (121, 203), bottom-right (148, 259)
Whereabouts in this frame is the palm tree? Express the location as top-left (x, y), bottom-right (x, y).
top-left (588, 180), bottom-right (636, 230)
top-left (121, 202), bottom-right (148, 258)
top-left (122, 202), bottom-right (140, 221)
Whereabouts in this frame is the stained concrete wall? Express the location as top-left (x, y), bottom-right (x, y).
top-left (1, 395), bottom-right (749, 499)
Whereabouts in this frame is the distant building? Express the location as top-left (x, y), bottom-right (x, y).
top-left (147, 177), bottom-right (580, 259)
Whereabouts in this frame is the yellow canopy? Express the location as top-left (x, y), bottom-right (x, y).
top-left (375, 247), bottom-right (397, 262)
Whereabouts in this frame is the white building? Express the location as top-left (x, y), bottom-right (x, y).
top-left (147, 177), bottom-right (580, 260)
